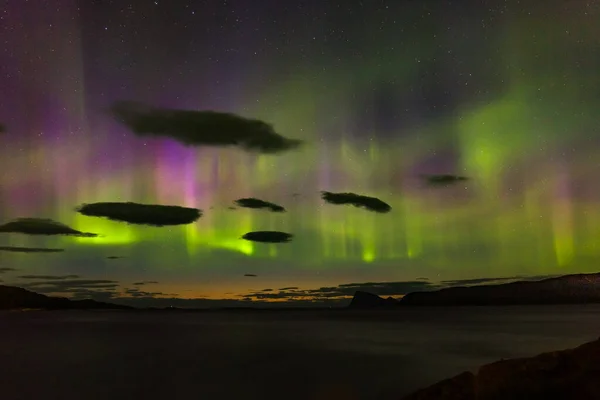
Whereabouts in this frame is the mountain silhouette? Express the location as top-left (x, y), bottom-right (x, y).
top-left (0, 285), bottom-right (131, 310)
top-left (348, 273), bottom-right (600, 309)
top-left (400, 273), bottom-right (600, 306)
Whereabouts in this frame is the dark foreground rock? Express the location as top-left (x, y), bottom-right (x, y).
top-left (0, 285), bottom-right (131, 310)
top-left (402, 337), bottom-right (600, 400)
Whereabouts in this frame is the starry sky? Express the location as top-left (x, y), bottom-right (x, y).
top-left (0, 0), bottom-right (599, 307)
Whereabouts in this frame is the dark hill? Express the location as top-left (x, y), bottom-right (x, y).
top-left (0, 285), bottom-right (131, 310)
top-left (400, 273), bottom-right (600, 306)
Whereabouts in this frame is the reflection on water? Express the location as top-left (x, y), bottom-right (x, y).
top-left (1, 305), bottom-right (600, 399)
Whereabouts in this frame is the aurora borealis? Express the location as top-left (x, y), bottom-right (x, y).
top-left (0, 0), bottom-right (599, 306)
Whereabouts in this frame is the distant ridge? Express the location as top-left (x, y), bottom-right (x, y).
top-left (348, 273), bottom-right (600, 308)
top-left (0, 285), bottom-right (131, 310)
top-left (401, 273), bottom-right (600, 306)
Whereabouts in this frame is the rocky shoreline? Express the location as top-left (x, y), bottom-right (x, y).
top-left (402, 336), bottom-right (600, 399)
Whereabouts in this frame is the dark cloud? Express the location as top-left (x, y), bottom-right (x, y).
top-left (234, 198), bottom-right (286, 212)
top-left (0, 122), bottom-right (5, 133)
top-left (132, 281), bottom-right (159, 285)
top-left (106, 256), bottom-right (125, 259)
top-left (244, 274), bottom-right (257, 277)
top-left (321, 191), bottom-right (392, 213)
top-left (68, 289), bottom-right (116, 302)
top-left (0, 218), bottom-right (98, 237)
top-left (440, 277), bottom-right (516, 286)
top-left (242, 231), bottom-right (293, 243)
top-left (242, 276), bottom-right (557, 304)
top-left (18, 275), bottom-right (80, 280)
top-left (0, 246), bottom-right (65, 253)
top-left (242, 277), bottom-right (557, 303)
top-left (76, 202), bottom-right (202, 227)
top-left (261, 289), bottom-right (273, 292)
top-left (130, 291), bottom-right (165, 298)
top-left (123, 287), bottom-right (167, 298)
top-left (110, 101), bottom-right (302, 154)
top-left (0, 267), bottom-right (16, 273)
top-left (333, 281), bottom-right (437, 296)
top-left (422, 174), bottom-right (469, 186)
top-left (227, 206), bottom-right (237, 210)
top-left (440, 275), bottom-right (555, 287)
top-left (416, 277), bottom-right (429, 281)
top-left (279, 287), bottom-right (298, 290)
top-left (245, 292), bottom-right (301, 300)
top-left (242, 281), bottom-right (436, 302)
top-left (109, 296), bottom-right (335, 309)
top-left (16, 279), bottom-right (120, 294)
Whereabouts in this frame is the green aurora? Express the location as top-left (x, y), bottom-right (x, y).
top-left (0, 0), bottom-right (599, 304)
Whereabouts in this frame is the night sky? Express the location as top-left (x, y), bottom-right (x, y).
top-left (0, 0), bottom-right (599, 307)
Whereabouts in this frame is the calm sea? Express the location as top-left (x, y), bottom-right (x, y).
top-left (1, 305), bottom-right (600, 399)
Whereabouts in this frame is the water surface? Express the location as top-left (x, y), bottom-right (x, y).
top-left (1, 305), bottom-right (599, 399)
